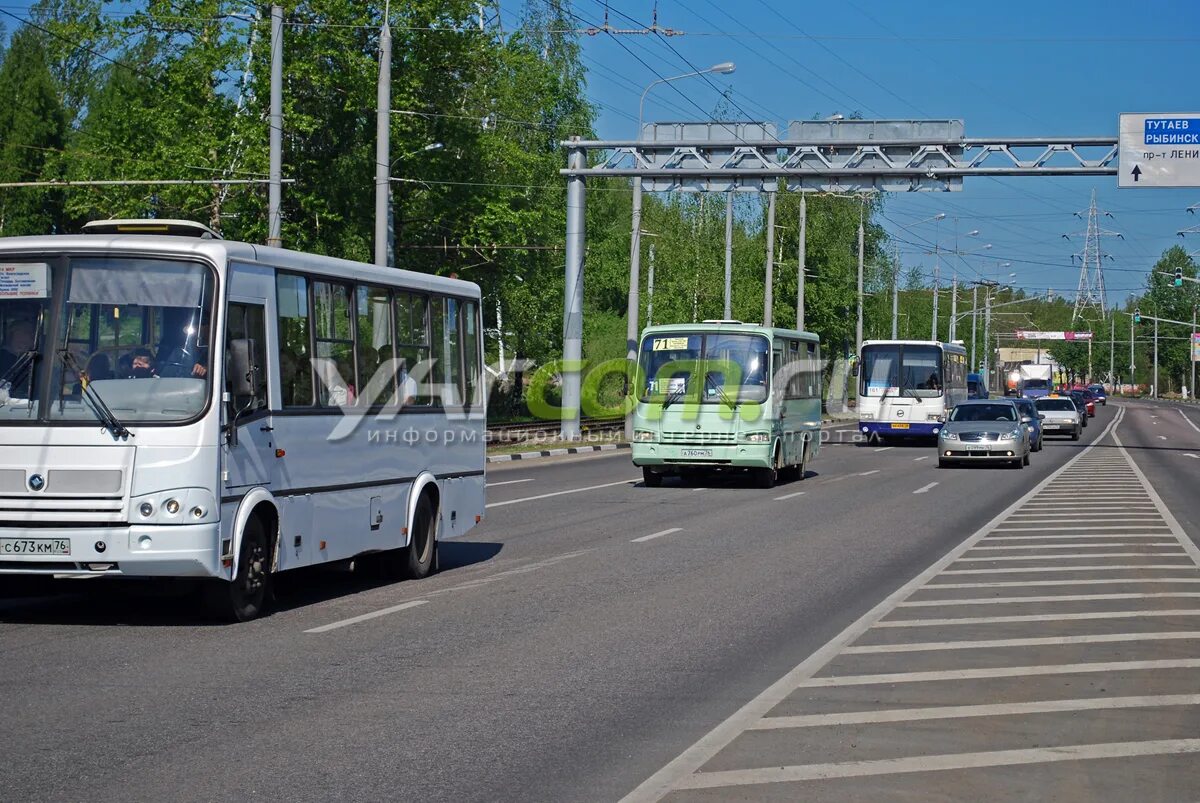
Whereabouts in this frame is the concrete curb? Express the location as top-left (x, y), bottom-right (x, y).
top-left (487, 442), bottom-right (631, 463)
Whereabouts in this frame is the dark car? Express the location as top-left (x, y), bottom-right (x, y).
top-left (1087, 383), bottom-right (1108, 406)
top-left (1072, 387), bottom-right (1098, 417)
top-left (1012, 397), bottom-right (1044, 452)
top-left (1064, 390), bottom-right (1091, 425)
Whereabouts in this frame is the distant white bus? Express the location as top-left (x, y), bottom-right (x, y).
top-left (856, 339), bottom-right (968, 441)
top-left (0, 220), bottom-right (485, 620)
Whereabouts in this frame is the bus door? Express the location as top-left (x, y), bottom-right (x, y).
top-left (223, 300), bottom-right (273, 491)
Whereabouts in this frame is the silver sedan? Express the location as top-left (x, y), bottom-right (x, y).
top-left (938, 400), bottom-right (1031, 469)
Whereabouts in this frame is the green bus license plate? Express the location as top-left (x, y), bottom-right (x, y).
top-left (0, 538), bottom-right (70, 555)
top-left (890, 422), bottom-right (909, 430)
top-left (680, 449), bottom-right (712, 458)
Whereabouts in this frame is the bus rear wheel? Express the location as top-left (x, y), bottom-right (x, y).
top-left (203, 516), bottom-right (272, 623)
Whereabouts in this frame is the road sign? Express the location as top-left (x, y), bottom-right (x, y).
top-left (1192, 332), bottom-right (1200, 363)
top-left (1014, 330), bottom-right (1093, 341)
top-left (1119, 113), bottom-right (1200, 188)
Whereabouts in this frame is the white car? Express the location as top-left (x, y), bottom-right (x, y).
top-left (1034, 395), bottom-right (1083, 441)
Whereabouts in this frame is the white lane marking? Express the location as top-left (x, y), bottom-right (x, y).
top-left (428, 551), bottom-right (589, 594)
top-left (1001, 516), bottom-right (1154, 523)
top-left (674, 740), bottom-right (1200, 789)
top-left (899, 592), bottom-right (1200, 606)
top-left (619, 406), bottom-right (1129, 803)
top-left (631, 527), bottom-right (683, 544)
top-left (968, 542), bottom-right (1180, 551)
top-left (955, 551), bottom-right (1185, 562)
top-left (485, 478), bottom-right (639, 508)
top-left (774, 490), bottom-right (807, 501)
top-left (796, 658), bottom-right (1200, 688)
top-left (875, 609), bottom-right (1200, 628)
top-left (1181, 409), bottom-right (1200, 434)
top-left (942, 564), bottom-right (1192, 575)
top-left (986, 533), bottom-right (1172, 540)
top-left (304, 600), bottom-right (428, 634)
top-left (751, 694), bottom-right (1200, 729)
top-left (874, 446), bottom-right (894, 452)
top-left (992, 525), bottom-right (1169, 532)
top-left (485, 478), bottom-right (534, 487)
top-left (1158, 435), bottom-right (1169, 440)
top-left (844, 631), bottom-right (1200, 654)
top-left (1185, 453), bottom-right (1200, 460)
top-left (913, 455), bottom-right (930, 462)
top-left (928, 577), bottom-right (1200, 589)
top-left (858, 469), bottom-right (881, 476)
top-left (912, 482), bottom-right (939, 495)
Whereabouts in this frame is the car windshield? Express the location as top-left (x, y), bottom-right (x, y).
top-left (1036, 398), bottom-right (1077, 411)
top-left (638, 332), bottom-right (769, 404)
top-left (860, 344), bottom-right (943, 398)
top-left (950, 403), bottom-right (1017, 422)
top-left (0, 256), bottom-right (215, 425)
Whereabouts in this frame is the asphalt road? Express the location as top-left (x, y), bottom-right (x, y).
top-left (2, 401), bottom-right (1196, 802)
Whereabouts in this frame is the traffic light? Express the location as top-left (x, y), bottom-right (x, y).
top-left (1175, 267), bottom-right (1184, 287)
top-left (1133, 309), bottom-right (1141, 324)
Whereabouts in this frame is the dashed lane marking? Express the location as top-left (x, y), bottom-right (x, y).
top-left (485, 478), bottom-right (639, 508)
top-left (913, 482), bottom-right (939, 494)
top-left (304, 600), bottom-right (429, 634)
top-left (774, 490), bottom-right (807, 501)
top-left (631, 528), bottom-right (683, 544)
top-left (485, 478), bottom-right (535, 487)
top-left (1180, 408), bottom-right (1200, 434)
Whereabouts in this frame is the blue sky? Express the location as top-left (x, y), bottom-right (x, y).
top-left (496, 0), bottom-right (1200, 305)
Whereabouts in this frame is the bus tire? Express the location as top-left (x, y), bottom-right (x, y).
top-left (403, 494), bottom-right (436, 580)
top-left (642, 466), bottom-right (663, 487)
top-left (203, 515), bottom-right (272, 623)
top-left (755, 446), bottom-right (781, 489)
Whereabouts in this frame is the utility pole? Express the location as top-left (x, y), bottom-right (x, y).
top-left (983, 289), bottom-right (992, 392)
top-left (267, 4), bottom-right (283, 248)
top-left (796, 194), bottom-right (806, 330)
top-left (764, 192), bottom-right (775, 327)
top-left (1129, 314), bottom-right (1136, 392)
top-left (723, 191), bottom-right (733, 319)
top-left (372, 14), bottom-right (392, 266)
top-left (1109, 315), bottom-right (1114, 384)
top-left (891, 244), bottom-right (899, 340)
top-left (1154, 315), bottom-right (1159, 398)
top-left (1192, 305), bottom-right (1197, 401)
top-left (561, 141), bottom-right (585, 440)
top-left (645, 242), bottom-right (656, 328)
top-left (970, 285), bottom-right (978, 369)
top-left (856, 203), bottom-right (864, 355)
top-left (625, 181), bottom-right (642, 440)
top-left (931, 216), bottom-right (941, 341)
top-left (949, 274), bottom-right (958, 341)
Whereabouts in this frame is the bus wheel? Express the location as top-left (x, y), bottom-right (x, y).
top-left (404, 495), bottom-right (436, 580)
top-left (755, 448), bottom-right (780, 489)
top-left (642, 467), bottom-right (663, 487)
top-left (203, 516), bottom-right (272, 623)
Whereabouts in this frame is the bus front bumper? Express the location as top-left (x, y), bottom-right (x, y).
top-left (0, 523), bottom-right (222, 579)
top-left (631, 442), bottom-right (772, 470)
top-left (859, 421), bottom-right (942, 437)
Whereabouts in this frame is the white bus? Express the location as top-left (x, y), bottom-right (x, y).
top-left (856, 339), bottom-right (968, 441)
top-left (0, 220), bottom-right (485, 620)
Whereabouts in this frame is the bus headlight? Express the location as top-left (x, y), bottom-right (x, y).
top-left (927, 414), bottom-right (944, 422)
top-left (130, 489), bottom-right (217, 525)
top-left (633, 430), bottom-right (656, 442)
top-left (164, 498), bottom-right (181, 515)
top-left (139, 501), bottom-right (155, 518)
top-left (859, 412), bottom-right (874, 420)
top-left (741, 431), bottom-right (771, 443)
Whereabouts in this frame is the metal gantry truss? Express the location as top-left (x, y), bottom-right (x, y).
top-left (554, 120), bottom-right (1120, 439)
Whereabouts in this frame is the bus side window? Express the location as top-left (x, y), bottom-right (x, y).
top-left (312, 280), bottom-right (355, 407)
top-left (276, 273), bottom-right (313, 406)
top-left (462, 300), bottom-right (481, 410)
top-left (226, 303), bottom-right (268, 412)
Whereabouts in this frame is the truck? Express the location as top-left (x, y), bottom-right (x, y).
top-left (1018, 363), bottom-right (1054, 399)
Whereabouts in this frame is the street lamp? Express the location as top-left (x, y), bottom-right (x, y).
top-left (384, 141), bottom-right (442, 267)
top-left (625, 62), bottom-right (735, 440)
top-left (638, 62), bottom-right (736, 132)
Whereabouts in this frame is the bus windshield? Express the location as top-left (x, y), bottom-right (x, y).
top-left (861, 344), bottom-right (943, 398)
top-left (0, 256), bottom-right (215, 425)
top-left (638, 332), bottom-right (769, 404)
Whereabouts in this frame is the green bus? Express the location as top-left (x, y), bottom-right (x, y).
top-left (630, 321), bottom-right (823, 488)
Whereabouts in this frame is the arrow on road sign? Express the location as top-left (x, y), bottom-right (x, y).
top-left (1131, 165), bottom-right (1142, 182)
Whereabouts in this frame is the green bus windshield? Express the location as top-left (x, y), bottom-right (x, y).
top-left (638, 332), bottom-right (769, 404)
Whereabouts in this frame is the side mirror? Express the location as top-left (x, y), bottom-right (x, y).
top-left (1020, 415), bottom-right (1032, 424)
top-left (228, 338), bottom-right (259, 398)
top-left (851, 363), bottom-right (859, 377)
top-left (1038, 413), bottom-right (1046, 420)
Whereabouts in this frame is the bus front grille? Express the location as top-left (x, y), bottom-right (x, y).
top-left (0, 496), bottom-right (125, 525)
top-left (662, 431), bottom-right (737, 445)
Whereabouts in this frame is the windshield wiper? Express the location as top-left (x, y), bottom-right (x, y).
top-left (662, 385), bottom-right (687, 410)
top-left (58, 349), bottom-right (131, 439)
top-left (705, 373), bottom-right (736, 409)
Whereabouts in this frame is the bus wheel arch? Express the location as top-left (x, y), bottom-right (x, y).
top-left (206, 493), bottom-right (278, 622)
top-left (406, 473), bottom-right (440, 578)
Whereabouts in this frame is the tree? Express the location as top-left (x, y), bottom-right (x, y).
top-left (0, 25), bottom-right (68, 236)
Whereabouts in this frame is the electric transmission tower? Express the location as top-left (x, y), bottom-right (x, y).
top-left (1063, 188), bottom-right (1122, 322)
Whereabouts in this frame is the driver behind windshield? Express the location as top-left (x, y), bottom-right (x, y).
top-left (0, 318), bottom-right (35, 379)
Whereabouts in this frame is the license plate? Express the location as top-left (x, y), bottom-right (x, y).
top-left (680, 449), bottom-right (712, 458)
top-left (967, 448), bottom-right (988, 456)
top-left (1044, 424), bottom-right (1061, 430)
top-left (890, 422), bottom-right (910, 430)
top-left (0, 538), bottom-right (70, 556)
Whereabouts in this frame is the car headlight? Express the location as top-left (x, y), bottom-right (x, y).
top-left (633, 429), bottom-right (656, 442)
top-left (741, 431), bottom-right (771, 443)
top-left (1007, 427), bottom-right (1023, 439)
top-left (941, 431), bottom-right (959, 441)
